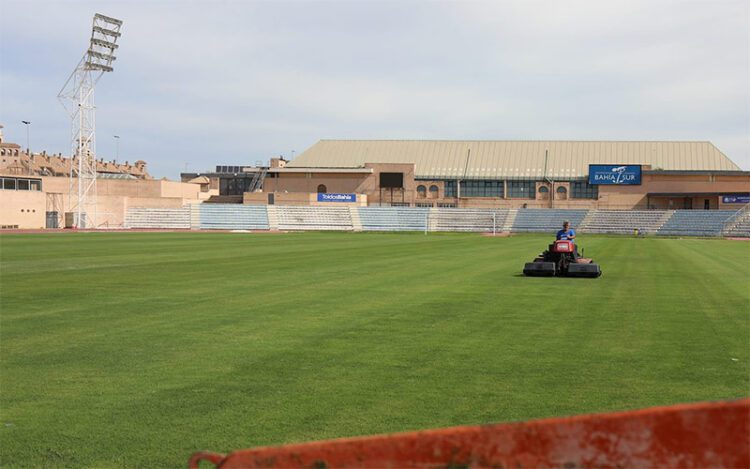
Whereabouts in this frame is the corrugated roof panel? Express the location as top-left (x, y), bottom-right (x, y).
top-left (288, 140), bottom-right (742, 179)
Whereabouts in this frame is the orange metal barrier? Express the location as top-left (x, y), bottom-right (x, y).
top-left (189, 398), bottom-right (749, 468)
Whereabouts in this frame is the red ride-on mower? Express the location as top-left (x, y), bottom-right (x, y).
top-left (523, 240), bottom-right (602, 278)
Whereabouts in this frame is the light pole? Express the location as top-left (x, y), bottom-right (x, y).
top-left (114, 135), bottom-right (120, 161)
top-left (57, 13), bottom-right (123, 229)
top-left (21, 120), bottom-right (31, 175)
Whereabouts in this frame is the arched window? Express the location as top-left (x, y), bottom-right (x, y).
top-left (556, 186), bottom-right (568, 200)
top-left (429, 185), bottom-right (439, 198)
top-left (317, 184), bottom-right (327, 193)
top-left (538, 186), bottom-right (549, 193)
top-left (416, 185), bottom-right (427, 198)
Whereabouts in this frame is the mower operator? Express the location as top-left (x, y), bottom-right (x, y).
top-left (556, 221), bottom-right (576, 241)
top-left (556, 221), bottom-right (579, 259)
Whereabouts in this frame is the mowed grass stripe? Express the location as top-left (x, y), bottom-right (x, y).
top-left (1, 232), bottom-right (748, 468)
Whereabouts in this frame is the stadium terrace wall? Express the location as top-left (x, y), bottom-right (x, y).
top-left (122, 205), bottom-right (750, 237)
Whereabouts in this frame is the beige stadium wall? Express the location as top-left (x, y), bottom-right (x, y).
top-left (98, 196), bottom-right (185, 227)
top-left (160, 180), bottom-right (202, 201)
top-left (2, 176), bottom-right (203, 228)
top-left (0, 190), bottom-right (46, 228)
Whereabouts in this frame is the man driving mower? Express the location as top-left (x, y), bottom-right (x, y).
top-left (522, 220), bottom-right (601, 277)
top-left (556, 221), bottom-right (579, 259)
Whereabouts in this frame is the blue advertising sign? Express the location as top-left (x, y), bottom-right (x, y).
top-left (317, 193), bottom-right (356, 203)
top-left (722, 195), bottom-right (750, 204)
top-left (588, 165), bottom-right (642, 185)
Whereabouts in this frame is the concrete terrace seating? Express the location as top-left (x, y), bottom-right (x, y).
top-left (723, 208), bottom-right (750, 238)
top-left (511, 209), bottom-right (589, 233)
top-left (125, 207), bottom-right (191, 229)
top-left (125, 205), bottom-right (748, 236)
top-left (358, 207), bottom-right (429, 231)
top-left (276, 206), bottom-right (353, 231)
top-left (200, 204), bottom-right (269, 230)
top-left (657, 210), bottom-right (734, 237)
top-left (431, 208), bottom-right (509, 232)
top-left (580, 210), bottom-right (672, 235)
top-left (725, 217), bottom-right (750, 237)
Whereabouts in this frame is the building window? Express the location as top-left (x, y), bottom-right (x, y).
top-left (444, 181), bottom-right (457, 197)
top-left (416, 202), bottom-right (433, 208)
top-left (2, 179), bottom-right (16, 190)
top-left (571, 181), bottom-right (597, 199)
top-left (17, 179), bottom-right (30, 191)
top-left (429, 185), bottom-right (439, 198)
top-left (416, 185), bottom-right (427, 198)
top-left (556, 186), bottom-right (567, 200)
top-left (30, 180), bottom-right (42, 191)
top-left (441, 180), bottom-right (503, 198)
top-left (317, 184), bottom-right (327, 193)
top-left (538, 186), bottom-right (549, 194)
top-left (507, 181), bottom-right (535, 199)
top-left (460, 180), bottom-right (503, 198)
top-left (390, 202), bottom-right (410, 207)
top-left (437, 203), bottom-right (457, 208)
top-left (219, 177), bottom-right (258, 195)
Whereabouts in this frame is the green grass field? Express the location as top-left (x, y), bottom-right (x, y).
top-left (1, 232), bottom-right (748, 468)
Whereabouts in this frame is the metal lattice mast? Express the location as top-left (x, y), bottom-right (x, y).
top-left (58, 13), bottom-right (123, 228)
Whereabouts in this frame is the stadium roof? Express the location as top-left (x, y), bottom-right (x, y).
top-left (288, 140), bottom-right (741, 180)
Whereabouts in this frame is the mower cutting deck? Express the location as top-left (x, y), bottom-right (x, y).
top-left (523, 240), bottom-right (602, 278)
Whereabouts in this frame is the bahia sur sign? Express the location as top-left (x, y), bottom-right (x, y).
top-left (588, 165), bottom-right (642, 185)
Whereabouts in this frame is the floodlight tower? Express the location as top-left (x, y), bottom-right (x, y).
top-left (58, 13), bottom-right (123, 228)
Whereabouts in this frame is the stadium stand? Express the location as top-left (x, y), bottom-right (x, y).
top-left (501, 209), bottom-right (518, 232)
top-left (358, 207), bottom-right (430, 231)
top-left (266, 205), bottom-right (280, 230)
top-left (348, 206), bottom-right (363, 231)
top-left (122, 204), bottom-right (750, 237)
top-left (430, 208), bottom-right (509, 232)
top-left (124, 207), bottom-right (191, 229)
top-left (200, 204), bottom-right (270, 230)
top-left (276, 206), bottom-right (353, 231)
top-left (657, 210), bottom-right (735, 237)
top-left (722, 205), bottom-right (750, 237)
top-left (579, 210), bottom-right (674, 235)
top-left (511, 209), bottom-right (589, 233)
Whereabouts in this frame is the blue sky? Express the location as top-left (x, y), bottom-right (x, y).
top-left (1, 0), bottom-right (748, 178)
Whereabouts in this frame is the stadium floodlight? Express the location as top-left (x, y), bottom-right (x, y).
top-left (57, 13), bottom-right (123, 228)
